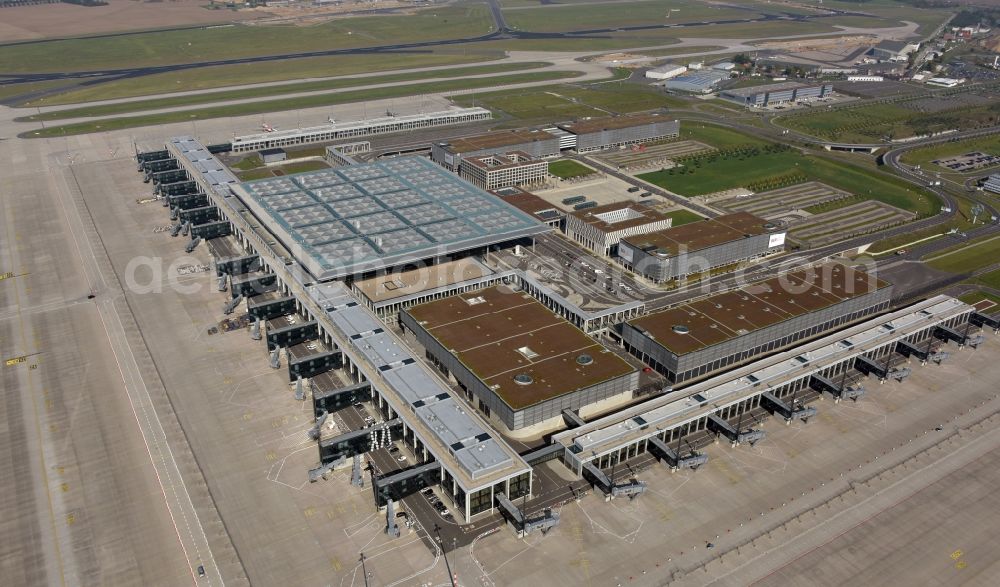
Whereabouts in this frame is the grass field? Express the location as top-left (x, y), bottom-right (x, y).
top-left (900, 134), bottom-right (1000, 173)
top-left (24, 62), bottom-right (550, 121)
top-left (867, 193), bottom-right (989, 254)
top-left (958, 289), bottom-right (1000, 307)
top-left (924, 235), bottom-right (1000, 274)
top-left (453, 81), bottom-right (684, 124)
top-left (0, 4), bottom-right (493, 73)
top-left (24, 70), bottom-right (583, 137)
top-left (24, 51), bottom-right (504, 107)
top-left (662, 208), bottom-right (703, 226)
top-left (637, 124), bottom-right (934, 214)
top-left (780, 99), bottom-right (1000, 144)
top-left (502, 1), bottom-right (757, 33)
top-left (548, 160), bottom-right (595, 179)
top-left (972, 268), bottom-right (1000, 291)
top-left (236, 160), bottom-right (329, 181)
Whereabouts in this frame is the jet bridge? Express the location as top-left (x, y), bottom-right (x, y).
top-left (178, 205), bottom-right (219, 225)
top-left (582, 461), bottom-right (646, 499)
top-left (158, 179), bottom-right (197, 197)
top-left (810, 374), bottom-right (865, 402)
top-left (647, 435), bottom-right (707, 470)
top-left (897, 339), bottom-right (928, 361)
top-left (318, 418), bottom-right (403, 463)
top-left (935, 324), bottom-right (967, 346)
top-left (190, 220), bottom-right (232, 240)
top-left (707, 413), bottom-right (766, 446)
top-left (314, 381), bottom-right (372, 417)
top-left (372, 460), bottom-right (441, 508)
top-left (216, 254), bottom-right (260, 276)
top-left (854, 354), bottom-right (888, 380)
top-left (562, 409), bottom-right (586, 429)
top-left (970, 312), bottom-right (999, 331)
top-left (497, 493), bottom-right (560, 537)
top-left (167, 192), bottom-right (208, 210)
top-left (231, 272), bottom-right (277, 298)
top-left (760, 392), bottom-right (816, 423)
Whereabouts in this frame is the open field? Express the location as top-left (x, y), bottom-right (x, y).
top-left (959, 289), bottom-right (1000, 307)
top-left (452, 81), bottom-right (684, 124)
top-left (25, 70), bottom-right (584, 137)
top-left (21, 51), bottom-right (505, 107)
top-left (779, 92), bottom-right (1000, 143)
top-left (0, 3), bottom-right (492, 73)
top-left (924, 235), bottom-right (1000, 274)
top-left (0, 0), bottom-right (264, 42)
top-left (23, 62), bottom-right (550, 121)
top-left (548, 159), bottom-right (596, 179)
top-left (502, 0), bottom-right (759, 33)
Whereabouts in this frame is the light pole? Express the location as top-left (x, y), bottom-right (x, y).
top-left (359, 552), bottom-right (370, 587)
top-left (435, 524), bottom-right (456, 587)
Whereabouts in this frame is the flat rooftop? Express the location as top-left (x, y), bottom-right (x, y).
top-left (463, 151), bottom-right (541, 171)
top-left (491, 187), bottom-right (564, 222)
top-left (406, 285), bottom-right (636, 410)
top-left (626, 263), bottom-right (891, 356)
top-left (231, 156), bottom-right (550, 280)
top-left (353, 257), bottom-right (494, 304)
top-left (622, 212), bottom-right (777, 257)
top-left (721, 81), bottom-right (811, 97)
top-left (443, 129), bottom-right (556, 153)
top-left (570, 201), bottom-right (669, 233)
top-left (557, 113), bottom-right (672, 135)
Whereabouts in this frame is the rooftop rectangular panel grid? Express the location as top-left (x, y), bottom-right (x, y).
top-left (557, 113), bottom-right (672, 135)
top-left (626, 263), bottom-right (890, 356)
top-left (623, 212), bottom-right (774, 256)
top-left (232, 156), bottom-right (550, 280)
top-left (406, 285), bottom-right (637, 410)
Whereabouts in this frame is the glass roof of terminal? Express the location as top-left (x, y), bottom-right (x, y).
top-left (237, 157), bottom-right (549, 279)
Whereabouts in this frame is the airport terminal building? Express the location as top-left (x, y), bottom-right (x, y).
top-left (401, 285), bottom-right (639, 431)
top-left (619, 264), bottom-right (894, 384)
top-left (617, 212), bottom-right (786, 282)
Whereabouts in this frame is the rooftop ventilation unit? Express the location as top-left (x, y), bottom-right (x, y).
top-left (514, 374), bottom-right (533, 385)
top-left (576, 354), bottom-right (594, 365)
top-left (672, 325), bottom-right (690, 335)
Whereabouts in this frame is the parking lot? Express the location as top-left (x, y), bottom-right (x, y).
top-left (788, 200), bottom-right (916, 248)
top-left (714, 181), bottom-right (852, 220)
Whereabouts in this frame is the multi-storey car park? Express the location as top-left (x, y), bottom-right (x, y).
top-left (229, 107), bottom-right (493, 153)
top-left (401, 284), bottom-right (639, 432)
top-left (564, 201), bottom-right (673, 256)
top-left (138, 132), bottom-right (1000, 538)
top-left (619, 263), bottom-right (894, 385)
top-left (617, 212), bottom-right (786, 282)
top-left (431, 114), bottom-right (680, 172)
